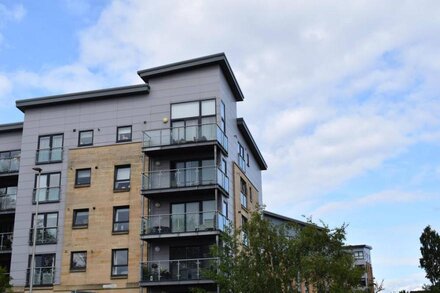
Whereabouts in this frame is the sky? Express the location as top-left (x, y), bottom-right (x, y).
top-left (0, 0), bottom-right (439, 291)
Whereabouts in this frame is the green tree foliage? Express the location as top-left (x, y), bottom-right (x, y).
top-left (420, 226), bottom-right (440, 291)
top-left (201, 210), bottom-right (364, 293)
top-left (0, 266), bottom-right (12, 293)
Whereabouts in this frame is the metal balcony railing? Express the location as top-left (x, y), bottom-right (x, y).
top-left (36, 147), bottom-right (63, 164)
top-left (29, 227), bottom-right (58, 245)
top-left (0, 153), bottom-right (20, 174)
top-left (27, 267), bottom-right (55, 286)
top-left (142, 166), bottom-right (229, 193)
top-left (33, 187), bottom-right (60, 203)
top-left (143, 123), bottom-right (228, 152)
top-left (141, 211), bottom-right (229, 236)
top-left (0, 193), bottom-right (16, 210)
top-left (0, 232), bottom-right (13, 251)
top-left (141, 257), bottom-right (218, 283)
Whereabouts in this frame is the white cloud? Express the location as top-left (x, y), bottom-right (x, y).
top-left (385, 272), bottom-right (427, 292)
top-left (0, 3), bottom-right (26, 47)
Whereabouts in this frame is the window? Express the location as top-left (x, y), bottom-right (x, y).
top-left (241, 216), bottom-right (249, 246)
top-left (37, 134), bottom-right (63, 163)
top-left (353, 251), bottom-right (364, 260)
top-left (75, 169), bottom-right (91, 186)
top-left (240, 179), bottom-right (247, 209)
top-left (222, 200), bottom-right (228, 219)
top-left (27, 254), bottom-right (55, 286)
top-left (171, 159), bottom-right (215, 187)
top-left (70, 251), bottom-right (87, 271)
top-left (249, 187), bottom-right (253, 202)
top-left (0, 150), bottom-right (20, 173)
top-left (170, 200), bottom-right (215, 233)
top-left (0, 186), bottom-right (17, 210)
top-left (247, 153), bottom-right (250, 167)
top-left (73, 209), bottom-right (89, 228)
top-left (34, 172), bottom-right (61, 203)
top-left (30, 212), bottom-right (58, 245)
top-left (113, 206), bottom-right (129, 232)
top-left (111, 249), bottom-right (128, 277)
top-left (117, 126), bottom-right (132, 142)
top-left (114, 165), bottom-right (131, 191)
top-left (220, 101), bottom-right (226, 132)
top-left (238, 142), bottom-right (246, 172)
top-left (78, 130), bottom-right (93, 146)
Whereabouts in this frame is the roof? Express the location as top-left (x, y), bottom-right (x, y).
top-left (263, 210), bottom-right (311, 227)
top-left (345, 244), bottom-right (373, 250)
top-left (137, 53), bottom-right (245, 102)
top-left (0, 122), bottom-right (23, 133)
top-left (237, 118), bottom-right (267, 170)
top-left (16, 84), bottom-right (150, 112)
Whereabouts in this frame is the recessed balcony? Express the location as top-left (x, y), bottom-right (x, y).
top-left (142, 166), bottom-right (229, 196)
top-left (140, 257), bottom-right (217, 286)
top-left (143, 123), bottom-right (228, 154)
top-left (0, 151), bottom-right (20, 175)
top-left (141, 211), bottom-right (229, 240)
top-left (0, 193), bottom-right (16, 211)
top-left (0, 232), bottom-right (13, 252)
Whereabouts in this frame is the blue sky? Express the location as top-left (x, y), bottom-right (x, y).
top-left (1, 1), bottom-right (439, 291)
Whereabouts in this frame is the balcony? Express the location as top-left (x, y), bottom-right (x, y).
top-left (27, 267), bottom-right (55, 286)
top-left (29, 227), bottom-right (58, 245)
top-left (140, 258), bottom-right (217, 286)
top-left (141, 211), bottom-right (229, 239)
top-left (36, 147), bottom-right (63, 164)
top-left (0, 232), bottom-right (12, 252)
top-left (142, 166), bottom-right (229, 195)
top-left (0, 193), bottom-right (16, 211)
top-left (0, 151), bottom-right (20, 174)
top-left (143, 123), bottom-right (228, 154)
top-left (33, 187), bottom-right (60, 204)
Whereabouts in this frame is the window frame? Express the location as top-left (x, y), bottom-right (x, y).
top-left (27, 254), bottom-right (55, 286)
top-left (111, 248), bottom-right (128, 278)
top-left (72, 209), bottom-right (89, 228)
top-left (113, 206), bottom-right (129, 233)
top-left (240, 179), bottom-right (247, 209)
top-left (30, 212), bottom-right (58, 245)
top-left (114, 165), bottom-right (131, 191)
top-left (70, 251), bottom-right (87, 272)
top-left (75, 168), bottom-right (91, 187)
top-left (116, 126), bottom-right (132, 143)
top-left (36, 133), bottom-right (64, 164)
top-left (78, 130), bottom-right (94, 147)
top-left (220, 100), bottom-right (226, 133)
top-left (33, 172), bottom-right (61, 204)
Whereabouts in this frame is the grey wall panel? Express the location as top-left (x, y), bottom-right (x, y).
top-left (0, 131), bottom-right (22, 151)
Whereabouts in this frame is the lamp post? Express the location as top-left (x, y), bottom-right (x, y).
top-left (29, 167), bottom-right (42, 293)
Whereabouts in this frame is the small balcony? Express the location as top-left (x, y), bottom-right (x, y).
top-left (141, 211), bottom-right (229, 239)
top-left (0, 193), bottom-right (16, 211)
top-left (140, 258), bottom-right (217, 286)
top-left (142, 166), bottom-right (229, 195)
top-left (143, 123), bottom-right (228, 154)
top-left (29, 227), bottom-right (58, 245)
top-left (27, 267), bottom-right (55, 286)
top-left (36, 148), bottom-right (63, 164)
top-left (33, 187), bottom-right (60, 204)
top-left (0, 151), bottom-right (20, 174)
top-left (0, 232), bottom-right (13, 252)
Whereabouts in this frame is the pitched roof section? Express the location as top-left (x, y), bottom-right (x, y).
top-left (16, 84), bottom-right (150, 112)
top-left (0, 122), bottom-right (23, 133)
top-left (138, 53), bottom-right (244, 102)
top-left (237, 118), bottom-right (267, 170)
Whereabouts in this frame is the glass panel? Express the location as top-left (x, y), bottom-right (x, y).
top-left (51, 148), bottom-right (62, 161)
top-left (46, 214), bottom-right (58, 227)
top-left (80, 131), bottom-right (93, 145)
top-left (185, 161), bottom-right (199, 186)
top-left (39, 175), bottom-right (48, 188)
top-left (76, 169), bottom-right (91, 185)
top-left (116, 208), bottom-right (129, 222)
top-left (171, 204), bottom-right (185, 233)
top-left (114, 250), bottom-right (128, 265)
top-left (118, 127), bottom-right (132, 141)
top-left (171, 101), bottom-right (199, 119)
top-left (186, 202), bottom-right (199, 232)
top-left (201, 160), bottom-right (214, 184)
top-left (48, 187), bottom-right (59, 201)
top-left (37, 150), bottom-right (50, 163)
top-left (202, 201), bottom-right (215, 229)
top-left (201, 100), bottom-right (216, 116)
top-left (185, 119), bottom-right (198, 142)
top-left (49, 173), bottom-right (60, 187)
top-left (75, 211), bottom-right (88, 226)
top-left (52, 135), bottom-right (63, 148)
top-left (117, 167), bottom-right (130, 180)
top-left (39, 137), bottom-right (50, 149)
top-left (171, 121), bottom-right (185, 143)
top-left (72, 252), bottom-right (86, 269)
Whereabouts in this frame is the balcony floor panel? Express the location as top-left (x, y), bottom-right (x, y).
top-left (141, 230), bottom-right (219, 241)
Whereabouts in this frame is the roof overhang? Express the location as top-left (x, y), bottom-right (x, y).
top-left (137, 53), bottom-right (244, 102)
top-left (16, 84), bottom-right (150, 112)
top-left (0, 122), bottom-right (23, 133)
top-left (237, 118), bottom-right (267, 170)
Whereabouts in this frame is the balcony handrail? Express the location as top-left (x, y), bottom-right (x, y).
top-left (36, 146), bottom-right (63, 151)
top-left (143, 122), bottom-right (223, 133)
top-left (142, 210), bottom-right (225, 220)
top-left (141, 257), bottom-right (218, 265)
top-left (143, 164), bottom-right (217, 175)
top-left (0, 193), bottom-right (16, 197)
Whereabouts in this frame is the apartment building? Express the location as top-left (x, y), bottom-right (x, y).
top-left (0, 53), bottom-right (267, 292)
top-left (346, 244), bottom-right (374, 293)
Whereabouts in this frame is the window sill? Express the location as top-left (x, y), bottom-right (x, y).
top-left (113, 188), bottom-right (130, 193)
top-left (116, 140), bottom-right (132, 143)
top-left (72, 225), bottom-right (88, 230)
top-left (70, 268), bottom-right (86, 273)
top-left (111, 275), bottom-right (128, 279)
top-left (32, 200), bottom-right (60, 205)
top-left (74, 184), bottom-right (90, 188)
top-left (112, 230), bottom-right (129, 235)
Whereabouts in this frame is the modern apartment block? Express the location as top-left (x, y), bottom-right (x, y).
top-left (0, 53), bottom-right (267, 292)
top-left (346, 245), bottom-right (374, 293)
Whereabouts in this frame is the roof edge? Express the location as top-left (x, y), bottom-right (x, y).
top-left (263, 210), bottom-right (310, 227)
top-left (16, 84), bottom-right (150, 112)
top-left (237, 118), bottom-right (267, 170)
top-left (0, 122), bottom-right (23, 133)
top-left (137, 53), bottom-right (245, 102)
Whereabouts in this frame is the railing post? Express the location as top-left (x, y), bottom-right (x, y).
top-left (177, 260), bottom-right (180, 280)
top-left (197, 259), bottom-right (200, 279)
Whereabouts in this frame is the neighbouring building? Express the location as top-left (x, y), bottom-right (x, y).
top-left (0, 53), bottom-right (267, 292)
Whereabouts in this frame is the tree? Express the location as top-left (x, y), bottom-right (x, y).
top-left (420, 226), bottom-right (440, 291)
top-left (199, 210), bottom-right (364, 293)
top-left (0, 266), bottom-right (12, 293)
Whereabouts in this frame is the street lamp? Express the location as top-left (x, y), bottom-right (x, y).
top-left (29, 167), bottom-right (42, 293)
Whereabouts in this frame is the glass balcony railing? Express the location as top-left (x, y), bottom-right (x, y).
top-left (0, 151), bottom-right (20, 174)
top-left (142, 166), bottom-right (229, 193)
top-left (143, 123), bottom-right (228, 152)
top-left (141, 211), bottom-right (229, 236)
top-left (0, 232), bottom-right (13, 251)
top-left (29, 227), bottom-right (58, 245)
top-left (36, 147), bottom-right (63, 164)
top-left (33, 187), bottom-right (60, 203)
top-left (141, 257), bottom-right (218, 283)
top-left (27, 267), bottom-right (55, 286)
top-left (0, 193), bottom-right (16, 210)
